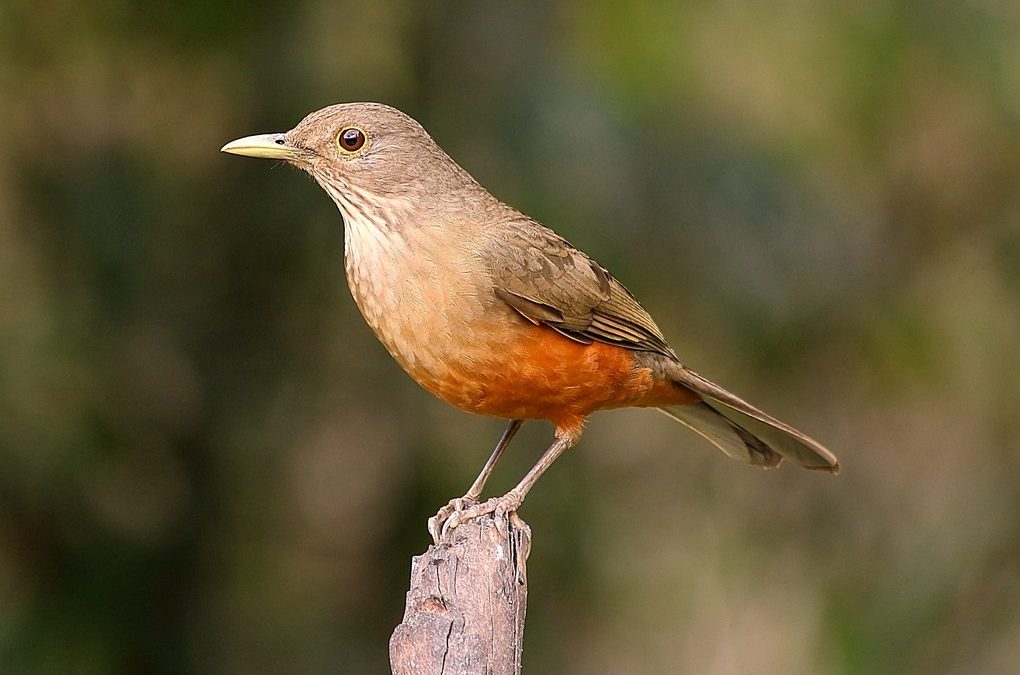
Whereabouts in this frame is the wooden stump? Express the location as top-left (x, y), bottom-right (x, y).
top-left (389, 513), bottom-right (532, 674)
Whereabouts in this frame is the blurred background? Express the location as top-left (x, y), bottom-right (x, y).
top-left (1, 1), bottom-right (1018, 673)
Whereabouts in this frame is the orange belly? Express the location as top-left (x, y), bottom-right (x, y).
top-left (417, 325), bottom-right (697, 433)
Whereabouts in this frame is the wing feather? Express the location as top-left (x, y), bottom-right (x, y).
top-left (486, 219), bottom-right (675, 358)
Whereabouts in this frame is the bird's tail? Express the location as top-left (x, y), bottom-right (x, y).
top-left (658, 368), bottom-right (839, 474)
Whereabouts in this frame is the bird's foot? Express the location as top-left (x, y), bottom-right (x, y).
top-left (427, 495), bottom-right (478, 544)
top-left (427, 491), bottom-right (525, 544)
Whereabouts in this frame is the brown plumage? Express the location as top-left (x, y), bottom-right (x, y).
top-left (222, 102), bottom-right (839, 540)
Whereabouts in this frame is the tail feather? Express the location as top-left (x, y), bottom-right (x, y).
top-left (658, 367), bottom-right (840, 474)
top-left (658, 402), bottom-right (783, 468)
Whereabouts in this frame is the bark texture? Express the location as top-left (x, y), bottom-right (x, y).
top-left (390, 513), bottom-right (531, 675)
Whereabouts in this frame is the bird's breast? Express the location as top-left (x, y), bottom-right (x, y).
top-left (342, 211), bottom-right (496, 389)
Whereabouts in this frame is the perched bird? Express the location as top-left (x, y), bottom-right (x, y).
top-left (222, 103), bottom-right (838, 540)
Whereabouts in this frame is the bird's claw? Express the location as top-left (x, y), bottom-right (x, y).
top-left (427, 495), bottom-right (478, 544)
top-left (427, 493), bottom-right (524, 543)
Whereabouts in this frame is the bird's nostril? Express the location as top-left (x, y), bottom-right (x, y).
top-left (274, 138), bottom-right (285, 145)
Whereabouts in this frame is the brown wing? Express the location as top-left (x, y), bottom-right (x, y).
top-left (485, 218), bottom-right (676, 359)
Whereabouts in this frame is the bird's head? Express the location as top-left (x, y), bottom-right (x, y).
top-left (222, 102), bottom-right (474, 209)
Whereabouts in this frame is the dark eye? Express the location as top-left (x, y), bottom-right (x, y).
top-left (337, 127), bottom-right (366, 152)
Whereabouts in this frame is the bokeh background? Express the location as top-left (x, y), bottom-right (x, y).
top-left (2, 1), bottom-right (1018, 673)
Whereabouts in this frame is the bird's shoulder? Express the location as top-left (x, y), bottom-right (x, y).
top-left (480, 216), bottom-right (675, 358)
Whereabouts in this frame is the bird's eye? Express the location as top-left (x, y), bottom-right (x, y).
top-left (337, 127), bottom-right (366, 153)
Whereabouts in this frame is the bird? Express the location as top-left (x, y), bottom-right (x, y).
top-left (221, 102), bottom-right (839, 541)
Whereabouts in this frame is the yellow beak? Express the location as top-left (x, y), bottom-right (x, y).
top-left (220, 133), bottom-right (309, 160)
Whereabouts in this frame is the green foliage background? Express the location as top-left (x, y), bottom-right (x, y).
top-left (1, 2), bottom-right (1018, 673)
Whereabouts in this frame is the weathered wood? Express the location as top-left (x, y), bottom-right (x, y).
top-left (389, 513), bottom-right (531, 675)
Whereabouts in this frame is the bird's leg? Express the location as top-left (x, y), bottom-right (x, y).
top-left (428, 419), bottom-right (523, 543)
top-left (465, 418), bottom-right (523, 501)
top-left (437, 427), bottom-right (580, 540)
